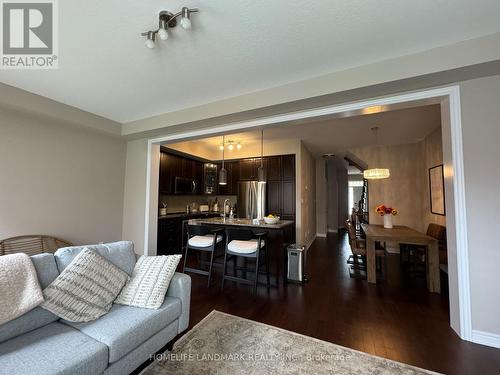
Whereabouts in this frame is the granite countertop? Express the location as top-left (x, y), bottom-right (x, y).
top-left (158, 211), bottom-right (222, 219)
top-left (188, 217), bottom-right (294, 229)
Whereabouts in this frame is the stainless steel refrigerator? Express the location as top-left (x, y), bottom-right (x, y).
top-left (237, 181), bottom-right (266, 220)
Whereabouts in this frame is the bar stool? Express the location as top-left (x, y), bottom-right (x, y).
top-left (183, 225), bottom-right (225, 287)
top-left (221, 228), bottom-right (270, 294)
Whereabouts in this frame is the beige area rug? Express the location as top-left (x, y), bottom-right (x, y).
top-left (142, 310), bottom-right (439, 375)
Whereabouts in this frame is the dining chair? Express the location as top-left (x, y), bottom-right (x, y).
top-left (400, 223), bottom-right (447, 280)
top-left (183, 225), bottom-right (225, 287)
top-left (346, 221), bottom-right (386, 279)
top-left (221, 228), bottom-right (270, 294)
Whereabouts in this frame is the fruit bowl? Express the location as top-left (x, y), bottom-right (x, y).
top-left (264, 216), bottom-right (280, 224)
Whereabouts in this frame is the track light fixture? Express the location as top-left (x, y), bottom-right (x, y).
top-left (141, 7), bottom-right (199, 49)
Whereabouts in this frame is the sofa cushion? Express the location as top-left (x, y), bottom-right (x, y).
top-left (0, 253), bottom-right (59, 343)
top-left (42, 248), bottom-right (129, 322)
top-left (31, 253), bottom-right (60, 288)
top-left (54, 241), bottom-right (136, 275)
top-left (63, 297), bottom-right (181, 363)
top-left (0, 322), bottom-right (108, 375)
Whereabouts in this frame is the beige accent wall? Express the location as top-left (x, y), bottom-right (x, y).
top-left (420, 128), bottom-right (446, 228)
top-left (299, 142), bottom-right (317, 247)
top-left (351, 142), bottom-right (427, 232)
top-left (351, 128), bottom-right (444, 233)
top-left (0, 108), bottom-right (126, 245)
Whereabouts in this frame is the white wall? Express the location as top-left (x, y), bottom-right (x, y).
top-left (315, 160), bottom-right (327, 236)
top-left (460, 75), bottom-right (500, 337)
top-left (0, 108), bottom-right (126, 245)
top-left (121, 138), bottom-right (149, 253)
top-left (325, 157), bottom-right (349, 232)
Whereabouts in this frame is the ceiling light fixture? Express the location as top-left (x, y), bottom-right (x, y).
top-left (141, 7), bottom-right (198, 49)
top-left (180, 7), bottom-right (192, 30)
top-left (218, 139), bottom-right (242, 151)
top-left (363, 126), bottom-right (390, 180)
top-left (145, 31), bottom-right (156, 49)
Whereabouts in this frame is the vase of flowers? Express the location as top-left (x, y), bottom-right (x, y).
top-left (376, 205), bottom-right (398, 229)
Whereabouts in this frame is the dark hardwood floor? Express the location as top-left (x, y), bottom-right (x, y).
top-left (183, 232), bottom-right (500, 375)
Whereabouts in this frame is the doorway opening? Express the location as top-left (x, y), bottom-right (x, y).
top-left (143, 85), bottom-right (470, 343)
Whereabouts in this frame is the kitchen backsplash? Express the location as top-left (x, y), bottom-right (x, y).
top-left (159, 194), bottom-right (237, 213)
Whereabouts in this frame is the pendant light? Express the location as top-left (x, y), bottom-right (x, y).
top-left (219, 135), bottom-right (227, 185)
top-left (258, 129), bottom-right (267, 183)
top-left (363, 127), bottom-right (390, 180)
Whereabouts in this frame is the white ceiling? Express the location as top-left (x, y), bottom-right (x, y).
top-left (168, 104), bottom-right (442, 159)
top-left (1, 1), bottom-right (499, 123)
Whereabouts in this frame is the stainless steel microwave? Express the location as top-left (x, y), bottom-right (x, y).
top-left (174, 177), bottom-right (197, 195)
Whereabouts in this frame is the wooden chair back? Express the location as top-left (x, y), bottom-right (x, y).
top-left (0, 235), bottom-right (72, 256)
top-left (426, 224), bottom-right (447, 247)
top-left (346, 221), bottom-right (365, 255)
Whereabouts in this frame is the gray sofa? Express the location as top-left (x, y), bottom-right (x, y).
top-left (0, 241), bottom-right (191, 375)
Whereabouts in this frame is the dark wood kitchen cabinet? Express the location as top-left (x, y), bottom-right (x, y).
top-left (159, 149), bottom-right (205, 194)
top-left (159, 151), bottom-right (175, 194)
top-left (282, 180), bottom-right (295, 216)
top-left (266, 156), bottom-right (282, 181)
top-left (239, 157), bottom-right (269, 181)
top-left (282, 154), bottom-right (295, 181)
top-left (217, 161), bottom-right (239, 195)
top-left (238, 158), bottom-right (257, 180)
top-left (267, 181), bottom-right (282, 216)
top-left (264, 154), bottom-right (295, 237)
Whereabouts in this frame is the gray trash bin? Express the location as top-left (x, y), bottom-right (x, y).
top-left (286, 244), bottom-right (308, 283)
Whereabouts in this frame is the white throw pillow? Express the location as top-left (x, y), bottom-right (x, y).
top-left (41, 248), bottom-right (129, 322)
top-left (115, 255), bottom-right (181, 309)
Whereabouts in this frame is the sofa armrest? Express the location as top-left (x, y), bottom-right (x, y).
top-left (166, 272), bottom-right (191, 334)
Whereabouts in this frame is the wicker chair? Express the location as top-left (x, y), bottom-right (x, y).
top-left (0, 235), bottom-right (73, 256)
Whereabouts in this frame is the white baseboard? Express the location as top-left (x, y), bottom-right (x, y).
top-left (305, 235), bottom-right (316, 250)
top-left (471, 330), bottom-right (500, 349)
top-left (327, 229), bottom-right (338, 233)
top-left (316, 233), bottom-right (327, 238)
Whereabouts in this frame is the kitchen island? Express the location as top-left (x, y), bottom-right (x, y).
top-left (188, 217), bottom-right (295, 286)
top-left (187, 217), bottom-right (294, 229)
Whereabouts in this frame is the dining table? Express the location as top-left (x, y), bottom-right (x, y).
top-left (361, 223), bottom-right (441, 293)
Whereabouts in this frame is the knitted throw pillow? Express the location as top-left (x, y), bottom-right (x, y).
top-left (41, 248), bottom-right (128, 322)
top-left (115, 255), bottom-right (181, 309)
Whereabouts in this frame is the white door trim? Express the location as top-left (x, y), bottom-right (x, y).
top-left (143, 85), bottom-right (471, 342)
